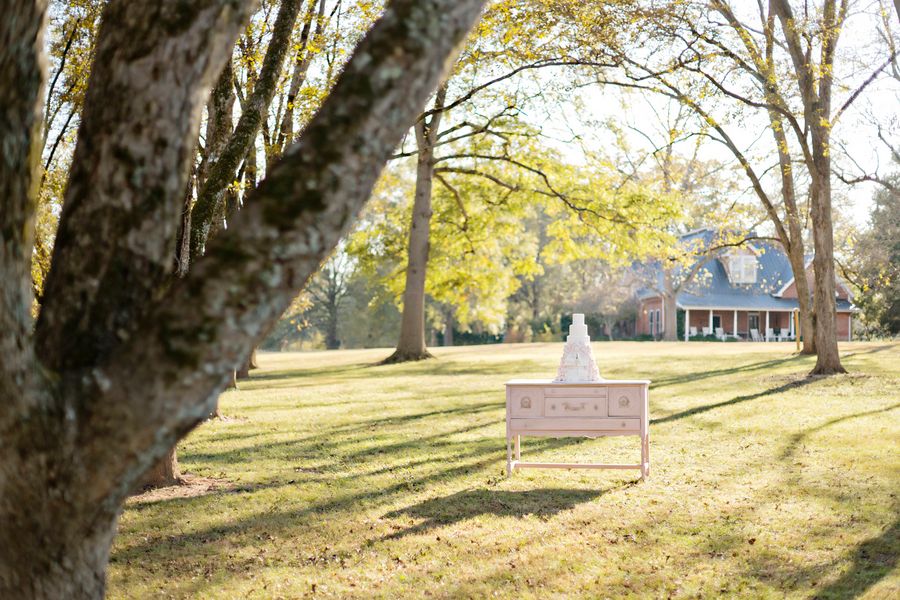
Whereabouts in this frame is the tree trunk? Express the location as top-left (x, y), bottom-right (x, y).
top-left (0, 511), bottom-right (117, 599)
top-left (785, 241), bottom-right (816, 355)
top-left (769, 0), bottom-right (844, 373)
top-left (236, 347), bottom-right (258, 379)
top-left (325, 301), bottom-right (340, 349)
top-left (141, 448), bottom-right (182, 489)
top-left (662, 269), bottom-right (678, 341)
top-left (1, 0), bottom-right (487, 593)
top-left (809, 148), bottom-right (845, 374)
top-left (383, 85), bottom-right (448, 364)
top-left (765, 101), bottom-right (815, 355)
top-left (443, 307), bottom-right (454, 346)
top-left (237, 361), bottom-right (250, 379)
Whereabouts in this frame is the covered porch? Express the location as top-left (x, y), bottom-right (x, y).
top-left (683, 307), bottom-right (798, 341)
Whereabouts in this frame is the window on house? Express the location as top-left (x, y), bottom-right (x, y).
top-left (728, 254), bottom-right (758, 284)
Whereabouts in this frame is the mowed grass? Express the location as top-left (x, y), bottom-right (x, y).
top-left (109, 341), bottom-right (900, 599)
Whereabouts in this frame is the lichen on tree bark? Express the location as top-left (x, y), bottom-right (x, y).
top-left (0, 0), bottom-right (488, 595)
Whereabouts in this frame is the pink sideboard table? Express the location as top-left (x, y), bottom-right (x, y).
top-left (505, 379), bottom-right (651, 480)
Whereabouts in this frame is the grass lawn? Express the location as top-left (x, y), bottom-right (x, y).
top-left (109, 341), bottom-right (900, 599)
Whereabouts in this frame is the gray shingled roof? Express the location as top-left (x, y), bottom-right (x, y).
top-left (640, 229), bottom-right (857, 312)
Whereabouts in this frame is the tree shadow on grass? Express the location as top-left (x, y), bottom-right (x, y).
top-left (114, 436), bottom-right (587, 562)
top-left (810, 518), bottom-right (899, 599)
top-left (651, 375), bottom-right (819, 425)
top-left (649, 355), bottom-right (805, 390)
top-left (378, 487), bottom-right (607, 541)
top-left (779, 402), bottom-right (900, 461)
top-left (243, 358), bottom-right (548, 385)
top-left (186, 402), bottom-right (504, 466)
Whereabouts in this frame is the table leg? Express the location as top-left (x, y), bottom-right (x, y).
top-left (641, 432), bottom-right (650, 480)
top-left (506, 435), bottom-right (512, 477)
top-left (515, 435), bottom-right (521, 461)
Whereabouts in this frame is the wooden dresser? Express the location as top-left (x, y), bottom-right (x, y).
top-left (505, 379), bottom-right (651, 480)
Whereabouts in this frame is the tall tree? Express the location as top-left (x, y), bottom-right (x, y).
top-left (306, 250), bottom-right (354, 349)
top-left (0, 0), bottom-right (486, 595)
top-left (383, 84), bottom-right (448, 362)
top-left (379, 0), bottom-right (589, 362)
top-left (843, 178), bottom-right (900, 334)
top-left (557, 0), bottom-right (896, 372)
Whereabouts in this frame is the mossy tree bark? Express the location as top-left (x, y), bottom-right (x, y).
top-left (382, 85), bottom-right (448, 364)
top-left (0, 0), bottom-right (486, 595)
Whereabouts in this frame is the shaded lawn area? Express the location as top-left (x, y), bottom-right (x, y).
top-left (109, 341), bottom-right (900, 598)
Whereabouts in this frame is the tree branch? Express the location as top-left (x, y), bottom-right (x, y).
top-left (833, 50), bottom-right (900, 124)
top-left (190, 0), bottom-right (304, 261)
top-left (422, 59), bottom-right (615, 119)
top-left (34, 0), bottom-right (257, 373)
top-left (88, 0), bottom-right (488, 504)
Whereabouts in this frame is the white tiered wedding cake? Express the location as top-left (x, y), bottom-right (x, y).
top-left (553, 313), bottom-right (602, 382)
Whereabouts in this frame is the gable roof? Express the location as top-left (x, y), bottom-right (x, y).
top-left (638, 229), bottom-right (857, 312)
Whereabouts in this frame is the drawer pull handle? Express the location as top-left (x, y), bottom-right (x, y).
top-left (618, 396), bottom-right (630, 407)
top-left (520, 397), bottom-right (531, 409)
top-left (563, 401), bottom-right (586, 411)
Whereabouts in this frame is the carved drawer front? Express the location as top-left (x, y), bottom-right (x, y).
top-left (544, 387), bottom-right (608, 397)
top-left (608, 386), bottom-right (643, 417)
top-left (509, 388), bottom-right (543, 417)
top-left (544, 396), bottom-right (606, 417)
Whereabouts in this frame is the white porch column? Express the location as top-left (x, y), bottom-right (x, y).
top-left (685, 309), bottom-right (690, 341)
top-left (789, 311), bottom-right (794, 336)
top-left (765, 311), bottom-right (770, 341)
top-left (733, 310), bottom-right (738, 338)
top-left (708, 310), bottom-right (713, 333)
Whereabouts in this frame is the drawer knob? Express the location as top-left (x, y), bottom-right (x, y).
top-left (618, 396), bottom-right (630, 407)
top-left (520, 397), bottom-right (531, 409)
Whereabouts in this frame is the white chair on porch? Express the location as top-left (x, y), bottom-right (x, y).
top-left (702, 327), bottom-right (711, 337)
top-left (750, 328), bottom-right (762, 342)
top-left (715, 327), bottom-right (726, 340)
top-left (766, 328), bottom-right (776, 342)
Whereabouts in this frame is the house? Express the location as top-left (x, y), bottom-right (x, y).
top-left (636, 229), bottom-right (857, 341)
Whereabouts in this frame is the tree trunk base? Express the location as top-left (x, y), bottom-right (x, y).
top-left (379, 348), bottom-right (435, 364)
top-left (808, 363), bottom-right (848, 376)
top-left (138, 448), bottom-right (184, 490)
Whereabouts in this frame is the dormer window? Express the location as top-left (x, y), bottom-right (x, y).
top-left (727, 254), bottom-right (757, 284)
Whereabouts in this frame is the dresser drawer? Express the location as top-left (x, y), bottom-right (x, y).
top-left (508, 388), bottom-right (543, 417)
top-left (608, 386), bottom-right (643, 417)
top-left (544, 386), bottom-right (608, 397)
top-left (510, 417), bottom-right (639, 432)
top-left (544, 397), bottom-right (606, 417)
